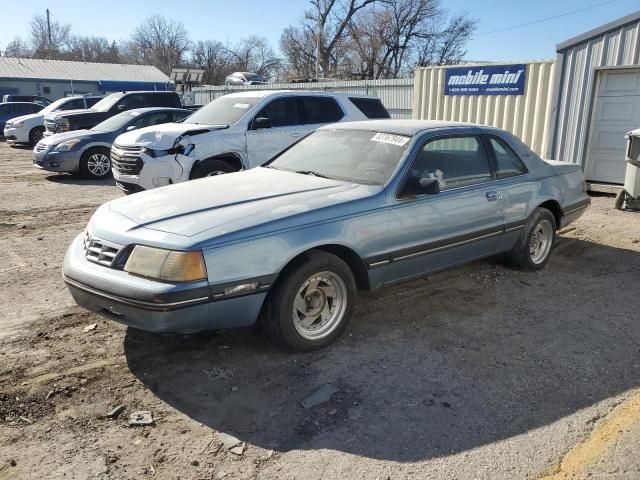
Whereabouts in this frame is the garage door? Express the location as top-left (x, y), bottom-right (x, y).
top-left (586, 69), bottom-right (640, 183)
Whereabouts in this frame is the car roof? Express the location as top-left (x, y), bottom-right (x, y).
top-left (223, 90), bottom-right (381, 100)
top-left (117, 107), bottom-right (190, 114)
top-left (320, 119), bottom-right (497, 136)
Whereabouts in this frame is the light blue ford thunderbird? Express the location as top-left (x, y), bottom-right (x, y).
top-left (63, 120), bottom-right (590, 350)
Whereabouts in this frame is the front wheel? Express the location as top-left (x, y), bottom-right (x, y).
top-left (263, 251), bottom-right (356, 351)
top-left (80, 149), bottom-right (112, 179)
top-left (190, 159), bottom-right (235, 179)
top-left (506, 207), bottom-right (556, 271)
top-left (29, 126), bottom-right (45, 146)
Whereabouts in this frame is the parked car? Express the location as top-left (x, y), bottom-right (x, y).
top-left (4, 95), bottom-right (102, 146)
top-left (63, 120), bottom-right (590, 351)
top-left (3, 94), bottom-right (52, 106)
top-left (44, 91), bottom-right (182, 136)
top-left (224, 72), bottom-right (266, 86)
top-left (111, 90), bottom-right (390, 194)
top-left (33, 107), bottom-right (191, 179)
top-left (0, 102), bottom-right (44, 132)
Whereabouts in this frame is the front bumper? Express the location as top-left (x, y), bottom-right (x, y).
top-left (33, 146), bottom-right (81, 173)
top-left (4, 126), bottom-right (28, 143)
top-left (62, 233), bottom-right (266, 333)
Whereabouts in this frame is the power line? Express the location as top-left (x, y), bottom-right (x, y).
top-left (474, 0), bottom-right (618, 36)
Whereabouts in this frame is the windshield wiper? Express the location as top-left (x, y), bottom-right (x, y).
top-left (294, 170), bottom-right (331, 179)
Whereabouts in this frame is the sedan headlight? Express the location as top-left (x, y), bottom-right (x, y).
top-left (54, 139), bottom-right (81, 152)
top-left (13, 121), bottom-right (24, 128)
top-left (124, 246), bottom-right (207, 282)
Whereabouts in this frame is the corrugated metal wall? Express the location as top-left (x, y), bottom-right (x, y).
top-left (412, 61), bottom-right (555, 156)
top-left (193, 78), bottom-right (415, 118)
top-left (547, 15), bottom-right (640, 164)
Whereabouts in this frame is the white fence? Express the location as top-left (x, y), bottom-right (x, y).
top-left (192, 78), bottom-right (415, 119)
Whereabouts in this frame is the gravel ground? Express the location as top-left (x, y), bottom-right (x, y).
top-left (0, 141), bottom-right (639, 480)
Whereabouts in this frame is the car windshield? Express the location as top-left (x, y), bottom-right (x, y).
top-left (90, 93), bottom-right (123, 112)
top-left (269, 129), bottom-right (412, 186)
top-left (91, 110), bottom-right (139, 132)
top-left (243, 73), bottom-right (262, 81)
top-left (184, 95), bottom-right (260, 125)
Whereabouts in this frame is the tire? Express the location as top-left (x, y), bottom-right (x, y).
top-left (190, 159), bottom-right (235, 179)
top-left (506, 207), bottom-right (556, 271)
top-left (614, 189), bottom-right (626, 211)
top-left (263, 251), bottom-right (356, 351)
top-left (29, 126), bottom-right (45, 146)
top-left (79, 149), bottom-right (112, 179)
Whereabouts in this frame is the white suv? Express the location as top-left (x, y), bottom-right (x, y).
top-left (4, 95), bottom-right (101, 146)
top-left (111, 90), bottom-right (390, 194)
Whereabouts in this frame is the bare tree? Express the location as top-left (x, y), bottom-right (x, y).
top-left (227, 36), bottom-right (284, 80)
top-left (3, 37), bottom-right (32, 58)
top-left (66, 36), bottom-right (121, 63)
top-left (29, 13), bottom-right (71, 59)
top-left (415, 14), bottom-right (475, 66)
top-left (192, 40), bottom-right (233, 85)
top-left (128, 15), bottom-right (190, 73)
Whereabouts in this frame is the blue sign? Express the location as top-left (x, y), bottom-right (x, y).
top-left (444, 64), bottom-right (526, 96)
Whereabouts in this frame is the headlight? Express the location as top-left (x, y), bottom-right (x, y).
top-left (54, 139), bottom-right (81, 152)
top-left (124, 246), bottom-right (207, 282)
top-left (13, 121), bottom-right (24, 128)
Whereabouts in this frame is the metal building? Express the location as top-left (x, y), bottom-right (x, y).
top-left (546, 10), bottom-right (640, 185)
top-left (412, 60), bottom-right (555, 157)
top-left (0, 58), bottom-right (172, 101)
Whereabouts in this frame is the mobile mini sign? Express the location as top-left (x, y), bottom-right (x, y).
top-left (444, 64), bottom-right (526, 96)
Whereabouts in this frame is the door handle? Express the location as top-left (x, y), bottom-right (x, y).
top-left (486, 191), bottom-right (499, 201)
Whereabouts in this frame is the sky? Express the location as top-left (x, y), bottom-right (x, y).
top-left (1, 0), bottom-right (639, 62)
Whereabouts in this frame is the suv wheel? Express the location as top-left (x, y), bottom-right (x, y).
top-left (80, 149), bottom-right (112, 179)
top-left (190, 159), bottom-right (236, 179)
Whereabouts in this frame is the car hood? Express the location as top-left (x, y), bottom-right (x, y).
top-left (7, 113), bottom-right (41, 124)
top-left (115, 122), bottom-right (228, 149)
top-left (41, 129), bottom-right (97, 145)
top-left (108, 167), bottom-right (379, 242)
top-left (45, 109), bottom-right (89, 119)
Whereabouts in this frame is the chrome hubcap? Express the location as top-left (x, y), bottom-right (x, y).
top-left (87, 154), bottom-right (111, 176)
top-left (292, 271), bottom-right (348, 340)
top-left (529, 219), bottom-right (553, 264)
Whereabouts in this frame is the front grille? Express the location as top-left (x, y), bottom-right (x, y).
top-left (83, 230), bottom-right (125, 268)
top-left (111, 144), bottom-right (144, 175)
top-left (35, 143), bottom-right (48, 153)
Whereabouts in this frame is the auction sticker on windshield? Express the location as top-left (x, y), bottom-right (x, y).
top-left (371, 133), bottom-right (410, 146)
top-left (233, 103), bottom-right (251, 109)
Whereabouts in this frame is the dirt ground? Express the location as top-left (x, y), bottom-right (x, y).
top-left (1, 140), bottom-right (639, 480)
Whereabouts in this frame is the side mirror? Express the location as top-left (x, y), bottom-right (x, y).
top-left (402, 176), bottom-right (440, 197)
top-left (126, 125), bottom-right (137, 132)
top-left (253, 117), bottom-right (271, 129)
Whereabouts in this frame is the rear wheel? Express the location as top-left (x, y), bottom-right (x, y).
top-left (80, 149), bottom-right (112, 179)
top-left (506, 207), bottom-right (556, 271)
top-left (29, 126), bottom-right (45, 146)
top-left (263, 251), bottom-right (356, 351)
top-left (190, 159), bottom-right (236, 179)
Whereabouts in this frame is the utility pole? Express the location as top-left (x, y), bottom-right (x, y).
top-left (46, 9), bottom-right (52, 59)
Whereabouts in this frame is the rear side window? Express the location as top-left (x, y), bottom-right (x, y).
top-left (254, 97), bottom-right (300, 127)
top-left (488, 136), bottom-right (527, 179)
top-left (31, 104), bottom-right (43, 113)
top-left (120, 94), bottom-right (145, 109)
top-left (62, 98), bottom-right (85, 110)
top-left (411, 136), bottom-right (492, 191)
top-left (349, 97), bottom-right (390, 119)
top-left (299, 96), bottom-right (343, 124)
top-left (85, 97), bottom-right (102, 108)
top-left (146, 93), bottom-right (180, 107)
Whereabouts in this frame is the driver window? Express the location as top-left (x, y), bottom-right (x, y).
top-left (410, 136), bottom-right (492, 191)
top-left (253, 97), bottom-right (300, 128)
